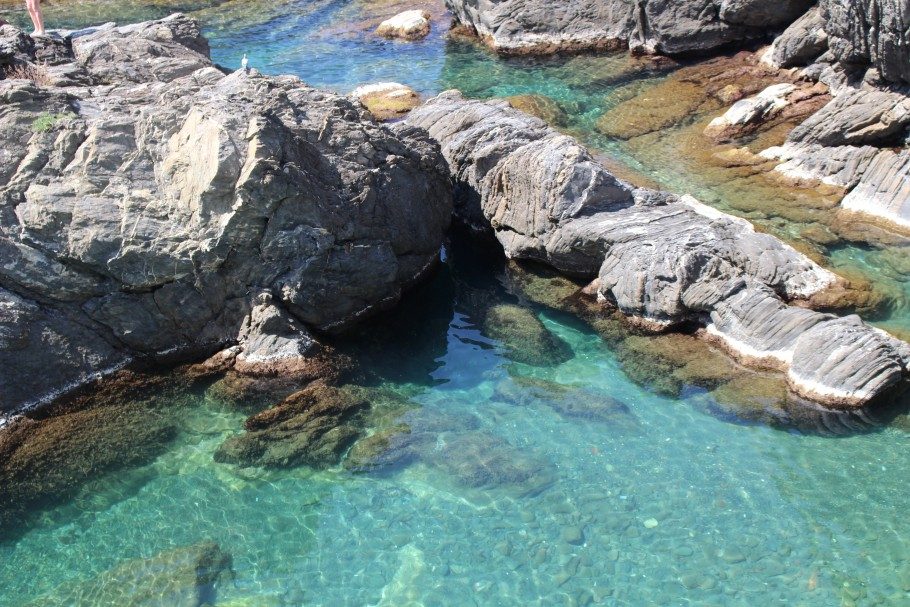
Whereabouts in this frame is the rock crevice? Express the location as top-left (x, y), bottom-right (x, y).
top-left (407, 91), bottom-right (909, 408)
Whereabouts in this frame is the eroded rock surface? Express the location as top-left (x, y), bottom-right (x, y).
top-left (0, 15), bottom-right (452, 412)
top-left (407, 91), bottom-right (910, 407)
top-left (445, 0), bottom-right (812, 55)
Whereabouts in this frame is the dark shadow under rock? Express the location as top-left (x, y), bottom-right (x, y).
top-left (482, 303), bottom-right (573, 366)
top-left (429, 433), bottom-right (554, 496)
top-left (23, 541), bottom-right (233, 607)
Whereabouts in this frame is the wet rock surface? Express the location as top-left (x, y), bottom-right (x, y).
top-left (407, 91), bottom-right (910, 407)
top-left (0, 14), bottom-right (452, 412)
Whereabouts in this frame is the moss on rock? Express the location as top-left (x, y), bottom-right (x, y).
top-left (483, 303), bottom-right (573, 367)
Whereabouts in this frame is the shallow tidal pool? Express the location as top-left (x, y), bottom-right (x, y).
top-left (0, 1), bottom-right (909, 606)
top-left (2, 245), bottom-right (909, 606)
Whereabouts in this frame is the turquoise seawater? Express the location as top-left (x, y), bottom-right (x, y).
top-left (1, 2), bottom-right (909, 606)
top-left (2, 242), bottom-right (910, 606)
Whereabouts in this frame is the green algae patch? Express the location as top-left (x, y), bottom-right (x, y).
top-left (483, 303), bottom-right (573, 367)
top-left (0, 371), bottom-right (188, 540)
top-left (506, 94), bottom-right (568, 127)
top-left (30, 112), bottom-right (75, 133)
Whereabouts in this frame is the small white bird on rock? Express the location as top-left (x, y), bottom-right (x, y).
top-left (241, 53), bottom-right (249, 71)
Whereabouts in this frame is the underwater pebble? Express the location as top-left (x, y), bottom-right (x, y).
top-left (561, 526), bottom-right (585, 545)
top-left (673, 546), bottom-right (694, 558)
top-left (643, 518), bottom-right (659, 529)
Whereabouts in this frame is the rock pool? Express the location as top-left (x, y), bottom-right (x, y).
top-left (0, 1), bottom-right (907, 606)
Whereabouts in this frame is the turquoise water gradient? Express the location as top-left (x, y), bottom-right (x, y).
top-left (2, 247), bottom-right (909, 606)
top-left (0, 2), bottom-right (908, 606)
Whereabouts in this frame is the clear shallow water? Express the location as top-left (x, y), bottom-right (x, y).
top-left (2, 245), bottom-right (909, 607)
top-left (1, 2), bottom-right (909, 605)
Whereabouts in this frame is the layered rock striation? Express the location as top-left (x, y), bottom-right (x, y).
top-left (407, 91), bottom-right (910, 407)
top-left (445, 0), bottom-right (813, 55)
top-left (0, 15), bottom-right (453, 412)
top-left (447, 1), bottom-right (910, 231)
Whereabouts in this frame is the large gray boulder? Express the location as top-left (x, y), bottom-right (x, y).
top-left (840, 149), bottom-right (910, 230)
top-left (762, 6), bottom-right (829, 68)
top-left (789, 87), bottom-right (910, 147)
top-left (407, 91), bottom-right (909, 407)
top-left (445, 0), bottom-right (813, 55)
top-left (0, 15), bottom-right (452, 412)
top-left (821, 0), bottom-right (910, 84)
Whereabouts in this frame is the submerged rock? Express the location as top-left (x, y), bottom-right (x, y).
top-left (351, 82), bottom-right (421, 121)
top-left (406, 91), bottom-right (909, 408)
top-left (0, 14), bottom-right (452, 412)
top-left (24, 542), bottom-right (233, 607)
top-left (431, 432), bottom-right (553, 495)
top-left (214, 382), bottom-right (371, 469)
top-left (498, 375), bottom-right (638, 428)
top-left (376, 10), bottom-right (431, 40)
top-left (483, 304), bottom-right (573, 366)
top-left (506, 94), bottom-right (568, 127)
top-left (0, 372), bottom-right (184, 538)
top-left (596, 53), bottom-right (791, 141)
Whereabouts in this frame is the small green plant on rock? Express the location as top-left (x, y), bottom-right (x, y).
top-left (31, 111), bottom-right (75, 133)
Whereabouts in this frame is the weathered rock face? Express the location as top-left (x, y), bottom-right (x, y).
top-left (407, 91), bottom-right (910, 407)
top-left (446, 0), bottom-right (634, 55)
top-left (821, 0), bottom-right (910, 85)
top-left (445, 0), bottom-right (813, 55)
top-left (762, 6), bottom-right (828, 68)
top-left (0, 15), bottom-right (452, 412)
top-left (760, 85), bottom-right (910, 230)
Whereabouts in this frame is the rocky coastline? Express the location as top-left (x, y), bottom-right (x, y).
top-left (0, 14), bottom-right (452, 413)
top-left (406, 91), bottom-right (910, 408)
top-left (448, 0), bottom-right (910, 235)
top-left (1, 8), bottom-right (908, 418)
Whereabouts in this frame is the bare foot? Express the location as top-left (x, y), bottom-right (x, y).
top-left (33, 29), bottom-right (46, 36)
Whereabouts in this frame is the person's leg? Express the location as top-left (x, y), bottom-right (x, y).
top-left (25, 0), bottom-right (44, 34)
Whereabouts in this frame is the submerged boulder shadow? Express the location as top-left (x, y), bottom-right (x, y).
top-left (495, 375), bottom-right (641, 431)
top-left (481, 303), bottom-right (574, 367)
top-left (345, 405), bottom-right (554, 497)
top-left (427, 432), bottom-right (555, 497)
top-left (23, 541), bottom-right (234, 607)
top-left (0, 371), bottom-right (192, 542)
top-left (344, 407), bottom-right (482, 474)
